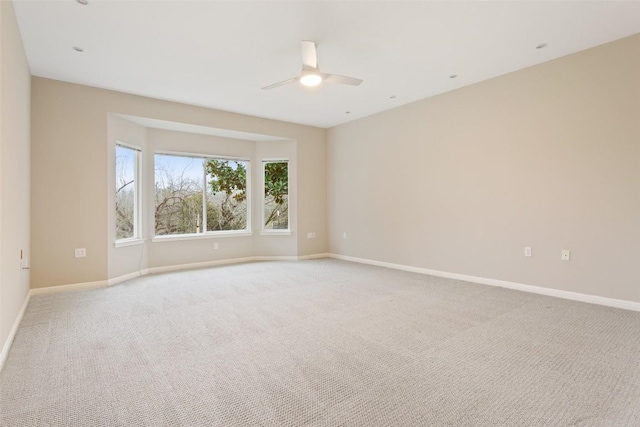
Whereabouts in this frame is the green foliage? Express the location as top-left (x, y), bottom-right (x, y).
top-left (264, 162), bottom-right (288, 228)
top-left (154, 159), bottom-right (287, 233)
top-left (264, 162), bottom-right (288, 204)
top-left (206, 160), bottom-right (247, 202)
top-left (205, 160), bottom-right (247, 231)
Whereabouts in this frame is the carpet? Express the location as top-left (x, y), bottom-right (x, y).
top-left (1, 259), bottom-right (639, 426)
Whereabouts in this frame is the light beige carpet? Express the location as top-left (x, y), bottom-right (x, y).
top-left (1, 259), bottom-right (639, 426)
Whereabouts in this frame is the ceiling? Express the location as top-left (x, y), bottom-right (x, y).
top-left (13, 1), bottom-right (640, 128)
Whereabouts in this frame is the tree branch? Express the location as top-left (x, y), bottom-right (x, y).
top-left (117, 180), bottom-right (134, 194)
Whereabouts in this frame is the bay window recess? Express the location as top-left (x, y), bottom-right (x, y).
top-left (154, 153), bottom-right (250, 238)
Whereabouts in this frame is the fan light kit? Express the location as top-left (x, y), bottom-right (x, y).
top-left (263, 41), bottom-right (363, 90)
top-left (300, 72), bottom-right (323, 87)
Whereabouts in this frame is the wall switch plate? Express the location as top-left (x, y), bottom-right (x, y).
top-left (213, 242), bottom-right (219, 250)
top-left (524, 247), bottom-right (532, 257)
top-left (75, 248), bottom-right (86, 258)
top-left (307, 232), bottom-right (316, 239)
top-left (561, 250), bottom-right (571, 261)
top-left (343, 232), bottom-right (347, 239)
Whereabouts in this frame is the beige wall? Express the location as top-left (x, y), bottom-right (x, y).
top-left (32, 78), bottom-right (326, 288)
top-left (328, 34), bottom-right (640, 303)
top-left (0, 0), bottom-right (31, 351)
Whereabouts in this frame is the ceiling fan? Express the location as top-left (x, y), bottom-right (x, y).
top-left (262, 41), bottom-right (363, 90)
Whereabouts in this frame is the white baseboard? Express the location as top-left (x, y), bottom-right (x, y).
top-left (146, 254), bottom-right (330, 274)
top-left (0, 292), bottom-right (30, 372)
top-left (30, 279), bottom-right (108, 296)
top-left (30, 254), bottom-right (331, 295)
top-left (329, 253), bottom-right (640, 312)
top-left (27, 253), bottom-right (637, 312)
top-left (146, 256), bottom-right (257, 274)
top-left (253, 256), bottom-right (299, 262)
top-left (299, 252), bottom-right (330, 260)
top-left (108, 270), bottom-right (149, 286)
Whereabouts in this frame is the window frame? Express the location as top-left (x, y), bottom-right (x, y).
top-left (261, 159), bottom-right (290, 235)
top-left (115, 142), bottom-right (143, 245)
top-left (152, 150), bottom-right (252, 241)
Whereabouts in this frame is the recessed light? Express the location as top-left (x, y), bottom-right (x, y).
top-left (73, 46), bottom-right (84, 52)
top-left (449, 74), bottom-right (458, 79)
top-left (536, 43), bottom-right (548, 49)
top-left (77, 0), bottom-right (88, 5)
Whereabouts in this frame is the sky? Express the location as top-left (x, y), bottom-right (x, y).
top-left (117, 148), bottom-right (247, 189)
top-left (115, 145), bottom-right (136, 186)
top-left (154, 154), bottom-right (246, 188)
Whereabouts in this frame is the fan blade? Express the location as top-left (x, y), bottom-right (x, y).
top-left (301, 41), bottom-right (317, 69)
top-left (262, 77), bottom-right (298, 90)
top-left (324, 74), bottom-right (363, 86)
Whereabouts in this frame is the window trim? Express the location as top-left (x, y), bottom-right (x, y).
top-left (114, 238), bottom-right (145, 248)
top-left (155, 150), bottom-right (250, 162)
top-left (115, 142), bottom-right (142, 243)
top-left (151, 231), bottom-right (253, 243)
top-left (260, 230), bottom-right (292, 236)
top-left (261, 159), bottom-right (290, 233)
top-left (153, 151), bottom-right (251, 237)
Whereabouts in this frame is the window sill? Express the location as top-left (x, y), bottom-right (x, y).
top-left (114, 238), bottom-right (145, 248)
top-left (152, 231), bottom-right (253, 243)
top-left (260, 230), bottom-right (292, 236)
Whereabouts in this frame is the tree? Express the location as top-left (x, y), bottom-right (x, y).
top-left (263, 162), bottom-right (288, 228)
top-left (205, 160), bottom-right (288, 229)
top-left (154, 163), bottom-right (203, 235)
top-left (115, 179), bottom-right (134, 239)
top-left (205, 160), bottom-right (247, 230)
top-left (153, 158), bottom-right (288, 234)
top-left (115, 148), bottom-right (136, 239)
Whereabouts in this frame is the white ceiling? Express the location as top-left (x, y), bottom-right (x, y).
top-left (13, 1), bottom-right (640, 128)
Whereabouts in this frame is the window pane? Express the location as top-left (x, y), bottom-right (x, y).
top-left (116, 145), bottom-right (137, 240)
top-left (205, 159), bottom-right (248, 231)
top-left (154, 154), bottom-right (204, 235)
top-left (264, 162), bottom-right (288, 230)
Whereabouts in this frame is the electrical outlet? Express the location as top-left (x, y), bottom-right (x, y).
top-left (214, 242), bottom-right (219, 250)
top-left (75, 248), bottom-right (86, 258)
top-left (561, 250), bottom-right (571, 261)
top-left (524, 247), bottom-right (532, 257)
